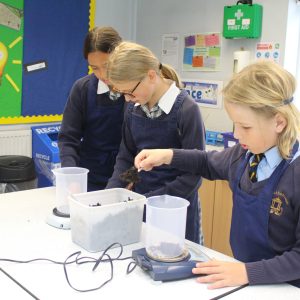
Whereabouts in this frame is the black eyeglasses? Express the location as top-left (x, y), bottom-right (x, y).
top-left (116, 79), bottom-right (143, 97)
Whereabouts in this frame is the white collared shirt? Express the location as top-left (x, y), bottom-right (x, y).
top-left (97, 79), bottom-right (121, 101)
top-left (157, 81), bottom-right (180, 114)
top-left (139, 81), bottom-right (180, 118)
top-left (97, 79), bottom-right (110, 94)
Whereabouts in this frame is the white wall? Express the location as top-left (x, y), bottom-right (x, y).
top-left (285, 0), bottom-right (300, 109)
top-left (284, 0), bottom-right (300, 76)
top-left (95, 0), bottom-right (137, 40)
top-left (135, 0), bottom-right (291, 132)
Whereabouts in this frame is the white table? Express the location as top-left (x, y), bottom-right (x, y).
top-left (0, 187), bottom-right (299, 300)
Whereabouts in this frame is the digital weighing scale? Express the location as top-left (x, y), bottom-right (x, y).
top-left (132, 247), bottom-right (209, 281)
top-left (46, 207), bottom-right (70, 230)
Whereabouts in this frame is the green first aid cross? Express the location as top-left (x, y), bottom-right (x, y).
top-left (223, 4), bottom-right (263, 39)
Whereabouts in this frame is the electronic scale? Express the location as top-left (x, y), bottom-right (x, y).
top-left (46, 208), bottom-right (70, 230)
top-left (131, 245), bottom-right (210, 281)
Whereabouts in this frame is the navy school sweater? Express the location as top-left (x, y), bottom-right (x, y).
top-left (171, 145), bottom-right (300, 286)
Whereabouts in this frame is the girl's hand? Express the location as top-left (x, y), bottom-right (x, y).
top-left (134, 149), bottom-right (173, 171)
top-left (192, 260), bottom-right (249, 289)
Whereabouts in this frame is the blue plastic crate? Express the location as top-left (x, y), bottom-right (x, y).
top-left (205, 131), bottom-right (223, 146)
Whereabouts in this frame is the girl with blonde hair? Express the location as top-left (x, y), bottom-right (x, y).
top-left (135, 60), bottom-right (300, 288)
top-left (106, 41), bottom-right (206, 244)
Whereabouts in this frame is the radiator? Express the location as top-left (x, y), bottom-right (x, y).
top-left (0, 130), bottom-right (32, 157)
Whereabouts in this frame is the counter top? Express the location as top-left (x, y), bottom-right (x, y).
top-left (0, 187), bottom-right (299, 299)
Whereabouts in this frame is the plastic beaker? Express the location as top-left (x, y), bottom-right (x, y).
top-left (52, 167), bottom-right (89, 215)
top-left (145, 195), bottom-right (190, 261)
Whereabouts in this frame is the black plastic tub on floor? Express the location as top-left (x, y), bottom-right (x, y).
top-left (0, 155), bottom-right (37, 193)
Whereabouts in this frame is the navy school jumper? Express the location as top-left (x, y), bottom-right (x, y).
top-left (231, 142), bottom-right (300, 287)
top-left (58, 74), bottom-right (125, 191)
top-left (107, 90), bottom-right (205, 243)
top-left (170, 144), bottom-right (300, 286)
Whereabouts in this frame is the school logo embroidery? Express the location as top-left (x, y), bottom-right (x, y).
top-left (270, 191), bottom-right (288, 216)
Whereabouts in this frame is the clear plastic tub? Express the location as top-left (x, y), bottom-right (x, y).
top-left (145, 195), bottom-right (190, 261)
top-left (69, 188), bottom-right (146, 252)
top-left (52, 167), bottom-right (88, 215)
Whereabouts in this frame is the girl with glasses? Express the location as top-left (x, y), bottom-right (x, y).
top-left (106, 41), bottom-right (206, 244)
top-left (134, 60), bottom-right (300, 288)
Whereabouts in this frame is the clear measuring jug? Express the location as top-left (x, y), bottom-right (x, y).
top-left (145, 195), bottom-right (190, 261)
top-left (52, 167), bottom-right (88, 215)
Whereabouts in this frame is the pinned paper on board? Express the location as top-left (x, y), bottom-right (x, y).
top-left (183, 32), bottom-right (221, 71)
top-left (182, 79), bottom-right (223, 109)
top-left (161, 33), bottom-right (179, 70)
top-left (0, 2), bottom-right (23, 31)
top-left (255, 42), bottom-right (280, 63)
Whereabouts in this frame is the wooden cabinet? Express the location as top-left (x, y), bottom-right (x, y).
top-left (198, 179), bottom-right (233, 257)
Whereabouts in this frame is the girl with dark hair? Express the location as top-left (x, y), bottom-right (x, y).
top-left (58, 27), bottom-right (125, 191)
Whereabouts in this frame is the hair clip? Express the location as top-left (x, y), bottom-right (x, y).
top-left (282, 97), bottom-right (293, 105)
top-left (159, 63), bottom-right (163, 70)
top-left (274, 97), bottom-right (294, 107)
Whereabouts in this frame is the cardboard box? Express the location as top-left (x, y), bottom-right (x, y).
top-left (69, 188), bottom-right (146, 252)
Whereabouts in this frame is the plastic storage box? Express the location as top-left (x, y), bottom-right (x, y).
top-left (69, 188), bottom-right (146, 252)
top-left (205, 131), bottom-right (223, 146)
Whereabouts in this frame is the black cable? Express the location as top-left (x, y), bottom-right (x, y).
top-left (126, 261), bottom-right (138, 274)
top-left (210, 284), bottom-right (249, 300)
top-left (0, 242), bottom-right (136, 293)
top-left (63, 251), bottom-right (114, 292)
top-left (92, 242), bottom-right (124, 271)
top-left (0, 267), bottom-right (40, 299)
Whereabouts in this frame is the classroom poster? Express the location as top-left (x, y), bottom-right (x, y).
top-left (183, 32), bottom-right (221, 71)
top-left (255, 42), bottom-right (280, 63)
top-left (183, 79), bottom-right (223, 108)
top-left (0, 0), bottom-right (24, 117)
top-left (161, 33), bottom-right (179, 70)
top-left (0, 0), bottom-right (93, 124)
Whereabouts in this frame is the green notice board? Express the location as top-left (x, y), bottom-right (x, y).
top-left (0, 0), bottom-right (24, 117)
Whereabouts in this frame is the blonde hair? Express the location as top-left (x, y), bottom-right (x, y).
top-left (107, 41), bottom-right (182, 88)
top-left (223, 60), bottom-right (300, 158)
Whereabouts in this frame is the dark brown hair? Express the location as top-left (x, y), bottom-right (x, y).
top-left (83, 26), bottom-right (122, 59)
